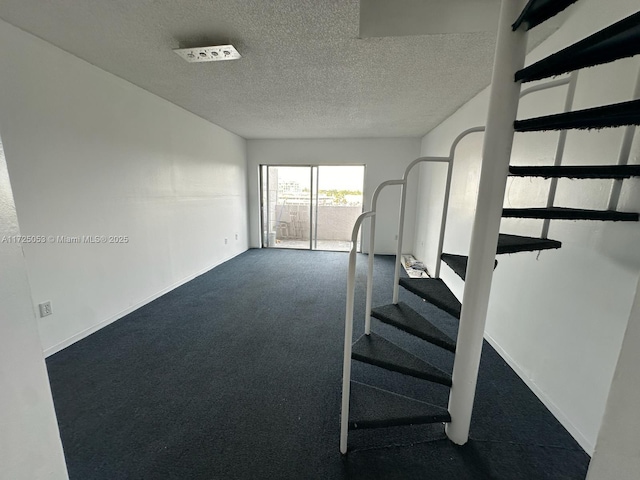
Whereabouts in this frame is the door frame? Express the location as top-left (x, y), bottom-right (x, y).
top-left (259, 164), bottom-right (366, 251)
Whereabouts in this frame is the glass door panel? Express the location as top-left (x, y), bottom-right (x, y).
top-left (315, 165), bottom-right (365, 251)
top-left (260, 164), bottom-right (365, 251)
top-left (262, 166), bottom-right (312, 249)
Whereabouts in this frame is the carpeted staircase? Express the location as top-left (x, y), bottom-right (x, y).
top-left (341, 0), bottom-right (640, 453)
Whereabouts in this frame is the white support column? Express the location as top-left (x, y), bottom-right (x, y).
top-left (446, 0), bottom-right (528, 445)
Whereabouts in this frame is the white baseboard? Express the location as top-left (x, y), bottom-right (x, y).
top-left (43, 251), bottom-right (244, 357)
top-left (484, 332), bottom-right (595, 456)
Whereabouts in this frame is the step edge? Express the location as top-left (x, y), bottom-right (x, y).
top-left (348, 381), bottom-right (451, 429)
top-left (370, 308), bottom-right (457, 353)
top-left (398, 280), bottom-right (462, 318)
top-left (351, 348), bottom-right (453, 387)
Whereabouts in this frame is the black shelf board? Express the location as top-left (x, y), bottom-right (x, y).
top-left (512, 0), bottom-right (580, 32)
top-left (514, 99), bottom-right (640, 132)
top-left (509, 164), bottom-right (640, 179)
top-left (516, 11), bottom-right (640, 82)
top-left (351, 333), bottom-right (452, 387)
top-left (441, 253), bottom-right (497, 281)
top-left (348, 381), bottom-right (450, 430)
top-left (502, 207), bottom-right (639, 221)
top-left (497, 233), bottom-right (562, 254)
top-left (371, 302), bottom-right (456, 353)
top-left (398, 278), bottom-right (462, 319)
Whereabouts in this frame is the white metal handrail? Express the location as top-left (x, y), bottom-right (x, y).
top-left (375, 75), bottom-right (579, 325)
top-left (340, 210), bottom-right (375, 454)
top-left (365, 180), bottom-right (404, 335)
top-left (340, 56), bottom-right (580, 455)
top-left (392, 157), bottom-right (451, 304)
top-left (519, 76), bottom-right (572, 99)
top-left (387, 71), bottom-right (571, 300)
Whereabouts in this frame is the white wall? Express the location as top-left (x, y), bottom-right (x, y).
top-left (0, 19), bottom-right (249, 354)
top-left (0, 136), bottom-right (68, 479)
top-left (247, 138), bottom-right (421, 254)
top-left (414, 0), bottom-right (640, 453)
top-left (587, 275), bottom-right (640, 479)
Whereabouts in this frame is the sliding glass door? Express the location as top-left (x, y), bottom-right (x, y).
top-left (261, 166), bottom-right (313, 249)
top-left (260, 165), bottom-right (365, 252)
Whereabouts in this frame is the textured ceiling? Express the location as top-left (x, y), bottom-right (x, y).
top-left (0, 0), bottom-right (563, 139)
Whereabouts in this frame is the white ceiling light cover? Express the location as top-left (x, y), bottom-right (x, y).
top-left (174, 45), bottom-right (241, 63)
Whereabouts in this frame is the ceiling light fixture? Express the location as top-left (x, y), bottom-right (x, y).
top-left (173, 45), bottom-right (241, 63)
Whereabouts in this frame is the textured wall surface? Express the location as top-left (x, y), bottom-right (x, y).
top-left (0, 19), bottom-right (249, 354)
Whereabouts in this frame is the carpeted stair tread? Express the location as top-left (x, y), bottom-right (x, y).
top-left (502, 207), bottom-right (639, 221)
top-left (441, 253), bottom-right (497, 281)
top-left (514, 99), bottom-right (640, 132)
top-left (351, 332), bottom-right (452, 387)
top-left (348, 381), bottom-right (450, 430)
top-left (398, 278), bottom-right (462, 319)
top-left (512, 0), bottom-right (579, 32)
top-left (509, 164), bottom-right (640, 179)
top-left (516, 11), bottom-right (640, 82)
top-left (497, 233), bottom-right (562, 254)
top-left (371, 302), bottom-right (456, 353)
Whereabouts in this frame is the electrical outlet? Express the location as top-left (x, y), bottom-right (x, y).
top-left (224, 238), bottom-right (228, 244)
top-left (39, 301), bottom-right (52, 317)
top-left (235, 233), bottom-right (238, 240)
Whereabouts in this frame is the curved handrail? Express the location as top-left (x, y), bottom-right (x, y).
top-left (370, 76), bottom-right (574, 316)
top-left (403, 156), bottom-right (451, 180)
top-left (340, 210), bottom-right (375, 454)
top-left (392, 157), bottom-right (450, 303)
top-left (392, 73), bottom-right (572, 285)
top-left (519, 76), bottom-right (571, 99)
top-left (340, 73), bottom-right (574, 454)
top-left (365, 180), bottom-right (405, 334)
top-left (449, 126), bottom-right (486, 159)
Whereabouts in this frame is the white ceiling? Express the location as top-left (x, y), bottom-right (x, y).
top-left (0, 0), bottom-right (563, 139)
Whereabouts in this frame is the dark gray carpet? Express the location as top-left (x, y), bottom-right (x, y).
top-left (46, 249), bottom-right (589, 479)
